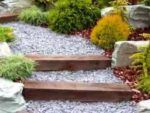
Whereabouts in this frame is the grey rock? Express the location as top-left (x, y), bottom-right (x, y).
top-left (101, 5), bottom-right (150, 29)
top-left (0, 42), bottom-right (12, 57)
top-left (0, 78), bottom-right (26, 113)
top-left (128, 5), bottom-right (150, 28)
top-left (112, 41), bottom-right (149, 68)
top-left (101, 7), bottom-right (114, 17)
top-left (0, 0), bottom-right (32, 15)
top-left (137, 100), bottom-right (150, 113)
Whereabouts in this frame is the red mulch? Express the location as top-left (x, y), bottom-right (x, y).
top-left (113, 66), bottom-right (150, 102)
top-left (128, 27), bottom-right (150, 41)
top-left (69, 28), bottom-right (92, 39)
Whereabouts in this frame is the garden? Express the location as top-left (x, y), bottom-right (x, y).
top-left (0, 0), bottom-right (150, 113)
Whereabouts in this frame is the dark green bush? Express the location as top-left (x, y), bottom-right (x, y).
top-left (18, 6), bottom-right (48, 26)
top-left (48, 0), bottom-right (101, 33)
top-left (0, 55), bottom-right (36, 81)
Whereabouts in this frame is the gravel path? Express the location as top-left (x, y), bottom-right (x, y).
top-left (28, 68), bottom-right (122, 83)
top-left (2, 22), bottom-right (103, 55)
top-left (1, 22), bottom-right (136, 113)
top-left (26, 101), bottom-right (137, 113)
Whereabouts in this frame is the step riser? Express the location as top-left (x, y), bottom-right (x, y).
top-left (23, 81), bottom-right (133, 102)
top-left (26, 54), bottom-right (111, 71)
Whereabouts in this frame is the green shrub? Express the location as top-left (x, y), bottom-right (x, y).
top-left (0, 55), bottom-right (36, 81)
top-left (90, 15), bottom-right (130, 50)
top-left (0, 26), bottom-right (15, 42)
top-left (48, 0), bottom-right (101, 33)
top-left (18, 6), bottom-right (48, 26)
top-left (130, 42), bottom-right (150, 94)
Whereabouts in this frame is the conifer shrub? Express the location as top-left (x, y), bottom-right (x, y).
top-left (0, 55), bottom-right (36, 81)
top-left (48, 0), bottom-right (101, 34)
top-left (0, 26), bottom-right (15, 42)
top-left (18, 6), bottom-right (48, 26)
top-left (90, 15), bottom-right (130, 50)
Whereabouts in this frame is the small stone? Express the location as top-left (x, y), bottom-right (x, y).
top-left (0, 78), bottom-right (26, 113)
top-left (0, 42), bottom-right (12, 57)
top-left (112, 41), bottom-right (149, 68)
top-left (137, 100), bottom-right (150, 113)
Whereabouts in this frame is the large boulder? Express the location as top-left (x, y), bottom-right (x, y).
top-left (128, 5), bottom-right (150, 28)
top-left (0, 0), bottom-right (33, 15)
top-left (137, 100), bottom-right (150, 113)
top-left (0, 78), bottom-right (26, 113)
top-left (101, 5), bottom-right (150, 29)
top-left (112, 41), bottom-right (149, 68)
top-left (0, 42), bottom-right (12, 57)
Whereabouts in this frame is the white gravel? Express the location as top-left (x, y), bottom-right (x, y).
top-left (2, 22), bottom-right (103, 55)
top-left (26, 101), bottom-right (137, 113)
top-left (28, 68), bottom-right (122, 83)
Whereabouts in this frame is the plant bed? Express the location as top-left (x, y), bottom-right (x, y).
top-left (26, 54), bottom-right (111, 71)
top-left (23, 80), bottom-right (133, 102)
top-left (0, 14), bottom-right (18, 23)
top-left (113, 66), bottom-right (150, 102)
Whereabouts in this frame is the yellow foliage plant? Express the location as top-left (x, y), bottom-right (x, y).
top-left (90, 15), bottom-right (130, 50)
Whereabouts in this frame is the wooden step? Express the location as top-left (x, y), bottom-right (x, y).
top-left (0, 14), bottom-right (18, 23)
top-left (23, 81), bottom-right (133, 102)
top-left (26, 54), bottom-right (111, 71)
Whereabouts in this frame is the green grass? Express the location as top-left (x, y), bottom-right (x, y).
top-left (0, 55), bottom-right (36, 81)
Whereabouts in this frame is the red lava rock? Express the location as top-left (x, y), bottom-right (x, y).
top-left (128, 27), bottom-right (150, 41)
top-left (103, 49), bottom-right (113, 58)
top-left (113, 66), bottom-right (150, 102)
top-left (69, 28), bottom-right (92, 39)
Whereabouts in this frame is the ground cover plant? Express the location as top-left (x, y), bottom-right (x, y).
top-left (90, 15), bottom-right (130, 50)
top-left (18, 6), bottom-right (48, 26)
top-left (131, 42), bottom-right (150, 94)
top-left (48, 0), bottom-right (101, 34)
top-left (0, 55), bottom-right (36, 81)
top-left (0, 26), bottom-right (15, 42)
